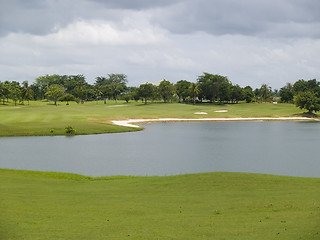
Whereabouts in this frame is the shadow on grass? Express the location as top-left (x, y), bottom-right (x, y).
top-left (294, 112), bottom-right (320, 118)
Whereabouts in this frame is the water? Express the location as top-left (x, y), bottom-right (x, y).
top-left (0, 121), bottom-right (319, 177)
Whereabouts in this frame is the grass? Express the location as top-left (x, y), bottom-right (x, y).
top-left (1, 169), bottom-right (320, 239)
top-left (0, 100), bottom-right (308, 136)
top-left (1, 101), bottom-right (319, 239)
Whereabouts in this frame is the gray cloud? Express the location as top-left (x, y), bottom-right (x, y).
top-left (1, 0), bottom-right (319, 38)
top-left (1, 0), bottom-right (319, 89)
top-left (151, 0), bottom-right (320, 38)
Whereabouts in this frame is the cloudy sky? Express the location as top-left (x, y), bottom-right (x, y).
top-left (1, 0), bottom-right (319, 89)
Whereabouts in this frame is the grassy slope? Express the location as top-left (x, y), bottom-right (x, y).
top-left (0, 100), bottom-right (306, 136)
top-left (1, 169), bottom-right (319, 240)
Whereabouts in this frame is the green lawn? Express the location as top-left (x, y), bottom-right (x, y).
top-left (0, 100), bottom-right (308, 136)
top-left (1, 169), bottom-right (319, 240)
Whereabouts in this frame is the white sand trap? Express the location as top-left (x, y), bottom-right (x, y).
top-left (112, 117), bottom-right (315, 128)
top-left (215, 110), bottom-right (228, 113)
top-left (194, 112), bottom-right (208, 115)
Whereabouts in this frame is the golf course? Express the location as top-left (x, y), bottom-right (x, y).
top-left (0, 100), bottom-right (313, 136)
top-left (1, 101), bottom-right (320, 239)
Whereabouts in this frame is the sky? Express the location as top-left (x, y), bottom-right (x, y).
top-left (1, 0), bottom-right (320, 89)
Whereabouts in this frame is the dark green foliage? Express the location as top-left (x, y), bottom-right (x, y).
top-left (175, 80), bottom-right (191, 102)
top-left (243, 86), bottom-right (254, 103)
top-left (95, 74), bottom-right (128, 102)
top-left (138, 83), bottom-right (156, 104)
top-left (45, 84), bottom-right (64, 105)
top-left (64, 126), bottom-right (76, 135)
top-left (59, 93), bottom-right (76, 105)
top-left (197, 72), bottom-right (229, 102)
top-left (158, 79), bottom-right (174, 102)
top-left (294, 91), bottom-right (320, 113)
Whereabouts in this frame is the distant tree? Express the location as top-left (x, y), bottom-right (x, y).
top-left (95, 74), bottom-right (128, 103)
top-left (22, 81), bottom-right (34, 105)
top-left (45, 84), bottom-right (65, 105)
top-left (230, 84), bottom-right (243, 103)
top-left (218, 81), bottom-right (231, 103)
top-left (189, 83), bottom-right (200, 104)
top-left (158, 79), bottom-right (174, 103)
top-left (259, 84), bottom-right (272, 102)
top-left (197, 73), bottom-right (229, 102)
top-left (279, 83), bottom-right (294, 103)
top-left (243, 86), bottom-right (254, 103)
top-left (294, 91), bottom-right (320, 114)
top-left (59, 93), bottom-right (76, 105)
top-left (175, 80), bottom-right (191, 102)
top-left (3, 81), bottom-right (10, 103)
top-left (35, 74), bottom-right (64, 99)
top-left (0, 82), bottom-right (4, 104)
top-left (293, 79), bottom-right (320, 97)
top-left (253, 88), bottom-right (261, 102)
top-left (138, 83), bottom-right (155, 104)
top-left (10, 84), bottom-right (22, 106)
top-left (93, 85), bottom-right (103, 103)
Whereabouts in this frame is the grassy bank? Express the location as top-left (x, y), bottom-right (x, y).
top-left (0, 100), bottom-right (308, 136)
top-left (1, 169), bottom-right (319, 239)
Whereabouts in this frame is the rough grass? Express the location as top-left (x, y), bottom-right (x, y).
top-left (1, 169), bottom-right (320, 240)
top-left (0, 100), bottom-right (307, 136)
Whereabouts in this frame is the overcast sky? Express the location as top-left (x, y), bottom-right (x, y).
top-left (1, 0), bottom-right (319, 89)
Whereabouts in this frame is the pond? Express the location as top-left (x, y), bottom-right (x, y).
top-left (1, 121), bottom-right (320, 177)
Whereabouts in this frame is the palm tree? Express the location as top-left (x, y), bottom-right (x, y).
top-left (22, 81), bottom-right (33, 105)
top-left (189, 83), bottom-right (200, 104)
top-left (260, 84), bottom-right (271, 102)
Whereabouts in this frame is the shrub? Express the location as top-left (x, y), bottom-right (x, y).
top-left (65, 126), bottom-right (76, 135)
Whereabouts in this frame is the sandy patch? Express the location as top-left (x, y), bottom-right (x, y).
top-left (215, 110), bottom-right (228, 113)
top-left (112, 117), bottom-right (315, 128)
top-left (194, 112), bottom-right (208, 115)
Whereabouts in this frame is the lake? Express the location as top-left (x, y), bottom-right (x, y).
top-left (0, 121), bottom-right (319, 177)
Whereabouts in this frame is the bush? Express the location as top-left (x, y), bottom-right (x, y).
top-left (65, 126), bottom-right (76, 135)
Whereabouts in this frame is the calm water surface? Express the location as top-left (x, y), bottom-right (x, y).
top-left (1, 121), bottom-right (319, 177)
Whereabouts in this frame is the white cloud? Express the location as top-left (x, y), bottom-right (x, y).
top-left (32, 18), bottom-right (167, 47)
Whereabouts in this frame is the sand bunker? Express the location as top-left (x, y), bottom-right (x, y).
top-left (194, 112), bottom-right (208, 115)
top-left (215, 110), bottom-right (228, 113)
top-left (112, 117), bottom-right (314, 128)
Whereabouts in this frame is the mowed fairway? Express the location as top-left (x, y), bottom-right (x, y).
top-left (0, 169), bottom-right (320, 240)
top-left (0, 100), bottom-right (306, 136)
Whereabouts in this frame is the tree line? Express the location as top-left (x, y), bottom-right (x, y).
top-left (0, 72), bottom-right (319, 113)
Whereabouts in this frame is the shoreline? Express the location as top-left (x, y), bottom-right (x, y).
top-left (112, 117), bottom-right (317, 128)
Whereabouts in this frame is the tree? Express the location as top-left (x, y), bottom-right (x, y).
top-left (197, 73), bottom-right (229, 102)
top-left (67, 75), bottom-right (88, 103)
top-left (138, 83), bottom-right (155, 104)
top-left (0, 82), bottom-right (4, 104)
top-left (259, 84), bottom-right (272, 102)
top-left (280, 83), bottom-right (294, 103)
top-left (175, 80), bottom-right (191, 102)
top-left (218, 81), bottom-right (231, 103)
top-left (9, 81), bottom-right (22, 106)
top-left (230, 84), bottom-right (243, 103)
top-left (59, 93), bottom-right (76, 105)
top-left (294, 91), bottom-right (320, 114)
top-left (189, 83), bottom-right (200, 104)
top-left (158, 79), bottom-right (174, 103)
top-left (22, 81), bottom-right (34, 105)
top-left (45, 84), bottom-right (65, 105)
top-left (243, 86), bottom-right (254, 103)
top-left (95, 74), bottom-right (128, 103)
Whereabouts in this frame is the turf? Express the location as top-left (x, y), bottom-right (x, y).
top-left (1, 169), bottom-right (319, 240)
top-left (0, 100), bottom-right (307, 136)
